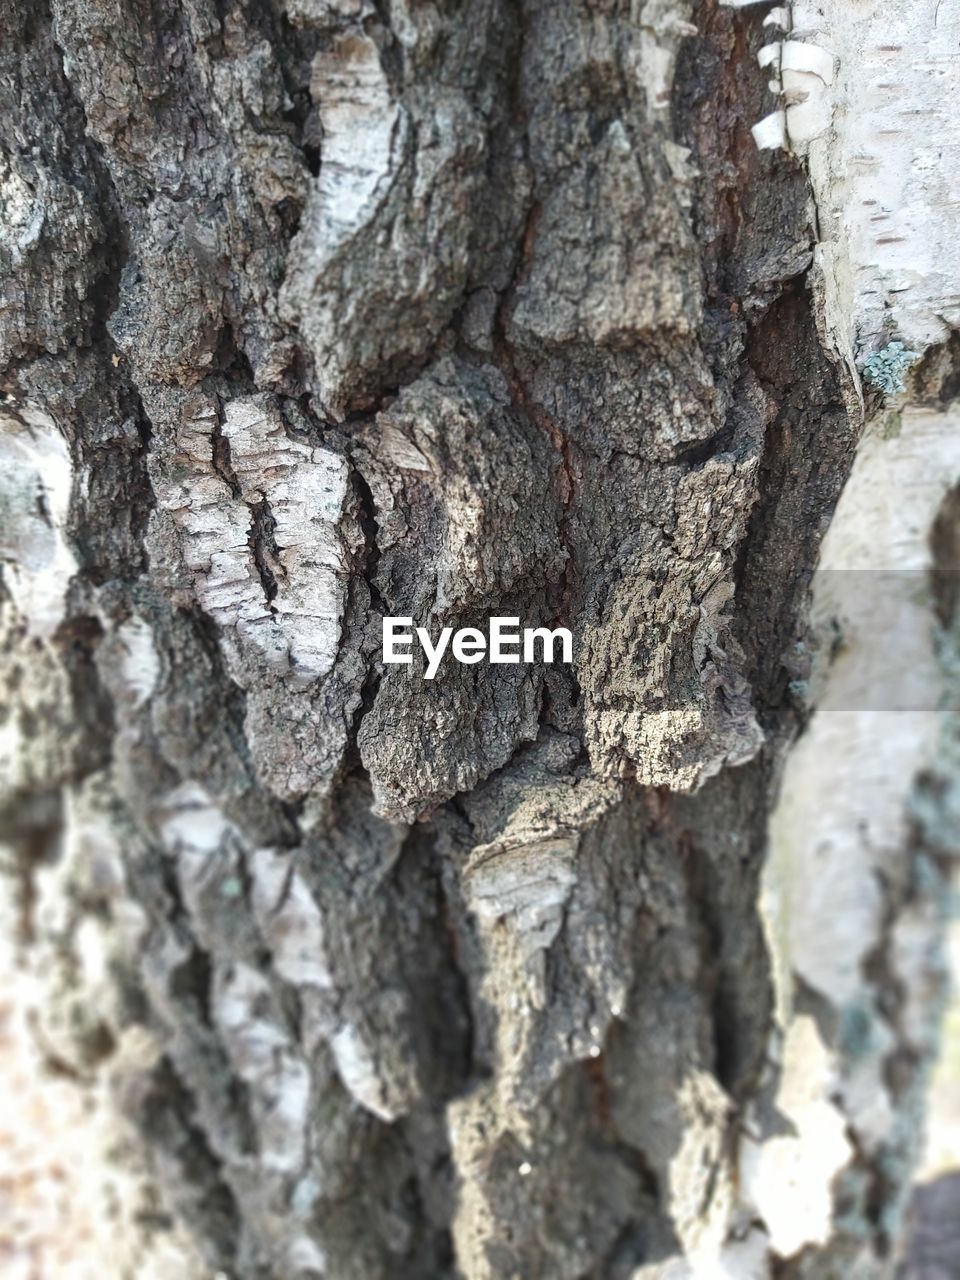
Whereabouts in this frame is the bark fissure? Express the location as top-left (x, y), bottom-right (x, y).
top-left (3, 0), bottom-right (955, 1276)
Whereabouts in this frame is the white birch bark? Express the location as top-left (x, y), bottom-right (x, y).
top-left (1, 1), bottom-right (959, 1277)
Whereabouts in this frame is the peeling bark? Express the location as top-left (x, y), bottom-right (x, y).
top-left (2, 1), bottom-right (958, 1278)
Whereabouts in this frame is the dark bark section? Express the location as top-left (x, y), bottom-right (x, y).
top-left (0, 1), bottom-right (882, 1277)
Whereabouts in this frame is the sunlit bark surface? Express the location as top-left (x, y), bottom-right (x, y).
top-left (1, 2), bottom-right (959, 1277)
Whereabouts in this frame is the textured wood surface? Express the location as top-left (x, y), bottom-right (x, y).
top-left (1, 1), bottom-right (958, 1276)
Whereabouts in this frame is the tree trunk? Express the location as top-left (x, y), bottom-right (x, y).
top-left (2, 1), bottom-right (958, 1277)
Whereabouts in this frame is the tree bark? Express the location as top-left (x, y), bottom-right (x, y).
top-left (1, 1), bottom-right (958, 1278)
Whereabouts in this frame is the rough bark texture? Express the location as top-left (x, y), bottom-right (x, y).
top-left (1, 1), bottom-right (958, 1278)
